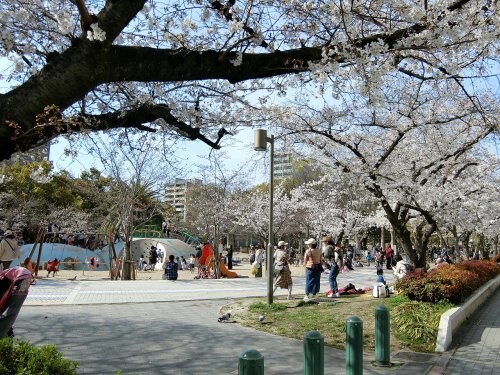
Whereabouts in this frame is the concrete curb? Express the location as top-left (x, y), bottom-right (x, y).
top-left (435, 274), bottom-right (500, 352)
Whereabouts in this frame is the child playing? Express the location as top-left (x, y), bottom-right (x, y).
top-left (375, 268), bottom-right (390, 296)
top-left (365, 251), bottom-right (373, 266)
top-left (189, 254), bottom-right (195, 273)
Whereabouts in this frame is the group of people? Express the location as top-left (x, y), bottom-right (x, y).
top-left (161, 220), bottom-right (173, 238)
top-left (267, 235), bottom-right (345, 301)
top-left (45, 223), bottom-right (103, 249)
top-left (161, 252), bottom-right (200, 280)
top-left (270, 236), bottom-right (422, 301)
top-left (138, 246), bottom-right (166, 271)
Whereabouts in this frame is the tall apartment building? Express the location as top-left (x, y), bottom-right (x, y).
top-left (164, 178), bottom-right (202, 221)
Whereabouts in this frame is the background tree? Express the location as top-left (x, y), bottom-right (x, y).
top-left (0, 161), bottom-right (105, 240)
top-left (88, 133), bottom-right (171, 279)
top-left (0, 0), bottom-right (496, 163)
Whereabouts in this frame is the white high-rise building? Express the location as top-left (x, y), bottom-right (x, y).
top-left (164, 178), bottom-right (202, 221)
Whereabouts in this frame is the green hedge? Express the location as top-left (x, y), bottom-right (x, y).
top-left (0, 338), bottom-right (78, 375)
top-left (395, 260), bottom-right (500, 304)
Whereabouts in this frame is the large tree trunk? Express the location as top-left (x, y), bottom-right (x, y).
top-left (491, 235), bottom-right (498, 257)
top-left (336, 229), bottom-right (345, 247)
top-left (461, 231), bottom-right (472, 261)
top-left (413, 221), bottom-right (436, 267)
top-left (478, 234), bottom-right (489, 260)
top-left (379, 201), bottom-right (428, 268)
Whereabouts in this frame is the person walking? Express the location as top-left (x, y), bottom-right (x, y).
top-left (149, 246), bottom-right (158, 271)
top-left (249, 245), bottom-right (256, 264)
top-left (384, 243), bottom-right (394, 270)
top-left (0, 230), bottom-right (21, 270)
top-left (226, 245), bottom-right (233, 270)
top-left (166, 220), bottom-right (172, 238)
top-left (303, 238), bottom-right (322, 301)
top-left (365, 249), bottom-right (373, 266)
top-left (254, 247), bottom-right (264, 277)
top-left (189, 254), bottom-right (195, 273)
top-left (375, 247), bottom-right (384, 269)
top-left (273, 241), bottom-right (293, 299)
top-left (322, 235), bottom-right (340, 298)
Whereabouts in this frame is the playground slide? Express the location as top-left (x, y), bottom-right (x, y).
top-left (219, 261), bottom-right (237, 278)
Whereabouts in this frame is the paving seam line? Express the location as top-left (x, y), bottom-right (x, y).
top-left (63, 282), bottom-right (83, 304)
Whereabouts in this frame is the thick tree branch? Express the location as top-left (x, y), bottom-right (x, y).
top-left (12, 104), bottom-right (223, 153)
top-left (73, 0), bottom-right (95, 32)
top-left (0, 0), bottom-right (484, 162)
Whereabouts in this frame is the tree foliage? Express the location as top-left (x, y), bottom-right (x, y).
top-left (0, 0), bottom-right (497, 162)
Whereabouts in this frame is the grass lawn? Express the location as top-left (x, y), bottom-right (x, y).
top-left (222, 292), bottom-right (452, 353)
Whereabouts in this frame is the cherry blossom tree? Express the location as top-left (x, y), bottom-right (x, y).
top-left (183, 153), bottom-right (243, 252)
top-left (88, 133), bottom-right (170, 279)
top-left (232, 184), bottom-right (298, 246)
top-left (434, 155), bottom-right (500, 259)
top-left (289, 173), bottom-right (377, 247)
top-left (0, 0), bottom-right (497, 164)
top-left (273, 82), bottom-right (498, 267)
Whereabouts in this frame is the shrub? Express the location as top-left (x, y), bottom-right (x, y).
top-left (391, 300), bottom-right (453, 352)
top-left (395, 260), bottom-right (500, 304)
top-left (0, 338), bottom-right (78, 375)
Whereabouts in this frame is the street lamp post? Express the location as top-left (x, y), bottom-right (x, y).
top-left (254, 129), bottom-right (274, 305)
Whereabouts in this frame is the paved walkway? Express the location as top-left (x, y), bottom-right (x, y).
top-left (23, 265), bottom-right (390, 305)
top-left (10, 266), bottom-right (500, 374)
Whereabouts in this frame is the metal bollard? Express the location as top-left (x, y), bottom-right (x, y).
top-left (303, 330), bottom-right (324, 375)
top-left (374, 305), bottom-right (391, 366)
top-left (346, 316), bottom-right (363, 375)
top-left (238, 349), bottom-right (264, 375)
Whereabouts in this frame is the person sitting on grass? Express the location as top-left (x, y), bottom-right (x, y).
top-left (375, 267), bottom-right (390, 296)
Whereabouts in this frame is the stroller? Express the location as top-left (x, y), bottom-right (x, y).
top-left (194, 255), bottom-right (215, 279)
top-left (0, 267), bottom-right (33, 338)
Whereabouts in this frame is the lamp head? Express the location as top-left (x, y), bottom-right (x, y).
top-left (254, 129), bottom-right (268, 151)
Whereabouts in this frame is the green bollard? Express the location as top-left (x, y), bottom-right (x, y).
top-left (303, 330), bottom-right (324, 375)
top-left (374, 305), bottom-right (391, 366)
top-left (346, 316), bottom-right (363, 375)
top-left (238, 349), bottom-right (264, 375)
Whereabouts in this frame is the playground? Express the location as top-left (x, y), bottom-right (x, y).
top-left (24, 252), bottom-right (262, 281)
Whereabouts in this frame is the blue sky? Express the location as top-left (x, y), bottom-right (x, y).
top-left (48, 127), bottom-right (269, 185)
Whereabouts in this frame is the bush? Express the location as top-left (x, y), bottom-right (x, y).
top-left (0, 338), bottom-right (78, 375)
top-left (395, 260), bottom-right (500, 304)
top-left (391, 300), bottom-right (453, 352)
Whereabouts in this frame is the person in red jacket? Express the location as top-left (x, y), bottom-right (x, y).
top-left (384, 244), bottom-right (394, 270)
top-left (47, 258), bottom-right (60, 277)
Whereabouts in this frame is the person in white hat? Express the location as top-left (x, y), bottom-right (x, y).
top-left (303, 238), bottom-right (322, 301)
top-left (0, 230), bottom-right (22, 270)
top-left (273, 241), bottom-right (292, 299)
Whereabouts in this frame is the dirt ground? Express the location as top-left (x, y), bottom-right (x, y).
top-left (33, 252), bottom-right (309, 281)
